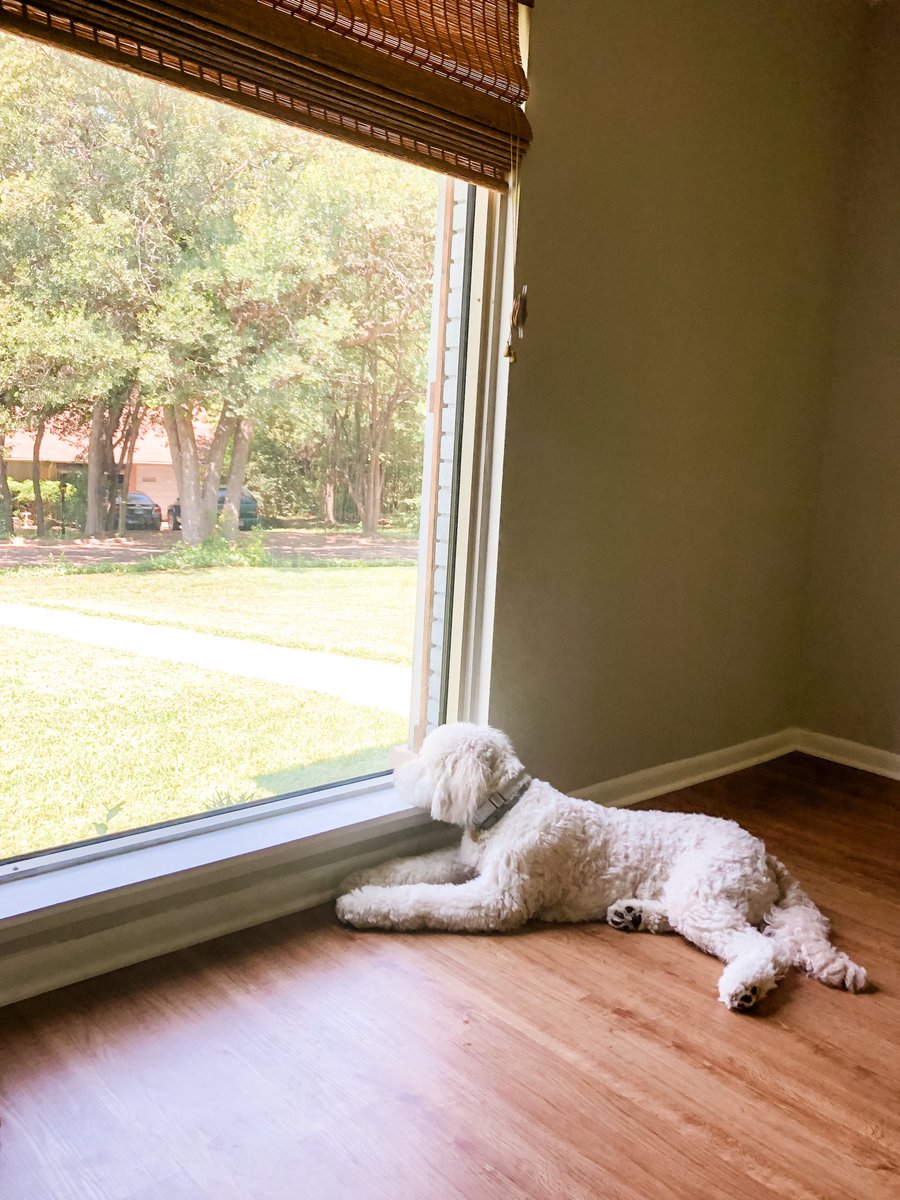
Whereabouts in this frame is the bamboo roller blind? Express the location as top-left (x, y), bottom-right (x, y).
top-left (0, 0), bottom-right (531, 187)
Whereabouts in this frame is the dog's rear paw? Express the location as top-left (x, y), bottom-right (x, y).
top-left (607, 902), bottom-right (645, 932)
top-left (718, 965), bottom-right (776, 1012)
top-left (843, 961), bottom-right (868, 993)
top-left (817, 951), bottom-right (868, 993)
top-left (725, 983), bottom-right (762, 1011)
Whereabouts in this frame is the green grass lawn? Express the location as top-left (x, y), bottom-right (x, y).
top-left (0, 562), bottom-right (418, 663)
top-left (0, 629), bottom-right (405, 860)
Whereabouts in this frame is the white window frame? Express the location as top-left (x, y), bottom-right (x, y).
top-left (0, 180), bottom-right (516, 1008)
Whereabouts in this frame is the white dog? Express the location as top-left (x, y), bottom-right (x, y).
top-left (336, 723), bottom-right (868, 1010)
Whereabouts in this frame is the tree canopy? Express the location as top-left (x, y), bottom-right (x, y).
top-left (0, 32), bottom-right (438, 539)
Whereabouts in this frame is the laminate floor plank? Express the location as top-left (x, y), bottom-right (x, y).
top-left (123, 1173), bottom-right (212, 1200)
top-left (0, 753), bottom-right (897, 1199)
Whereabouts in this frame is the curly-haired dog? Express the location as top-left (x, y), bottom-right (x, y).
top-left (336, 723), bottom-right (868, 1010)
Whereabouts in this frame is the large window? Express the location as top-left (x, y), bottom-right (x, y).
top-left (0, 31), bottom-right (477, 861)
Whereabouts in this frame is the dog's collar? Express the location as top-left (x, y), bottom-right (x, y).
top-left (471, 768), bottom-right (533, 831)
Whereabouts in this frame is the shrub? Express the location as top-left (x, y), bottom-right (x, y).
top-left (8, 477), bottom-right (85, 531)
top-left (146, 529), bottom-right (275, 571)
top-left (387, 494), bottom-right (422, 532)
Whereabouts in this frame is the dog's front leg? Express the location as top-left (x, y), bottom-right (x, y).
top-left (336, 878), bottom-right (528, 933)
top-left (338, 846), bottom-right (474, 892)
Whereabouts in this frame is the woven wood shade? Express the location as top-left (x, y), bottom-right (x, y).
top-left (0, 0), bottom-right (531, 188)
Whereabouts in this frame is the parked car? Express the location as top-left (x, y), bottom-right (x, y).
top-left (168, 487), bottom-right (259, 532)
top-left (114, 491), bottom-right (162, 531)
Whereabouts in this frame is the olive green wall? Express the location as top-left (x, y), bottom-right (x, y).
top-left (803, 1), bottom-right (900, 753)
top-left (489, 0), bottom-right (867, 790)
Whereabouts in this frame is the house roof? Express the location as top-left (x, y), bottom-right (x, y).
top-left (6, 418), bottom-right (211, 466)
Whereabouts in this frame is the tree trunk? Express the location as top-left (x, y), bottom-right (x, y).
top-left (31, 419), bottom-right (46, 536)
top-left (362, 453), bottom-right (384, 536)
top-left (199, 404), bottom-right (233, 534)
top-left (102, 438), bottom-right (119, 532)
top-left (0, 434), bottom-right (13, 536)
top-left (115, 403), bottom-right (142, 536)
top-left (346, 348), bottom-right (397, 537)
top-left (323, 481), bottom-right (336, 527)
top-left (172, 407), bottom-right (206, 544)
top-left (220, 417), bottom-right (253, 541)
top-left (321, 412), bottom-right (343, 526)
top-left (194, 406), bottom-right (233, 542)
top-left (349, 430), bottom-right (386, 537)
top-left (161, 404), bottom-right (182, 534)
top-left (164, 403), bottom-right (232, 544)
top-left (85, 399), bottom-right (107, 537)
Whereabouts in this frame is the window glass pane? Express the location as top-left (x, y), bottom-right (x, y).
top-left (0, 30), bottom-right (456, 860)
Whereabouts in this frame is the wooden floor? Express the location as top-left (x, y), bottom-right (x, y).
top-left (0, 753), bottom-right (897, 1200)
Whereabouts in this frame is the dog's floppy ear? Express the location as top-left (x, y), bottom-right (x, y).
top-left (402, 722), bottom-right (518, 826)
top-left (429, 730), bottom-right (503, 824)
top-left (434, 752), bottom-right (493, 823)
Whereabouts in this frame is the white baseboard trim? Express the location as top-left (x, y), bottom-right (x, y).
top-left (574, 729), bottom-right (798, 808)
top-left (575, 726), bottom-right (900, 810)
top-left (793, 729), bottom-right (900, 781)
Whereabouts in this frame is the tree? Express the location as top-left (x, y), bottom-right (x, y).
top-left (0, 41), bottom-right (139, 535)
top-left (0, 430), bottom-right (13, 535)
top-left (0, 32), bottom-right (438, 542)
top-left (313, 156), bottom-right (434, 534)
top-left (234, 146), bottom-right (436, 532)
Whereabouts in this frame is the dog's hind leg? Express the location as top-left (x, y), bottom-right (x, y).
top-left (763, 856), bottom-right (867, 992)
top-left (606, 899), bottom-right (672, 934)
top-left (667, 901), bottom-right (789, 1011)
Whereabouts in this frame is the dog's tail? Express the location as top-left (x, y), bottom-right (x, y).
top-left (762, 855), bottom-right (867, 992)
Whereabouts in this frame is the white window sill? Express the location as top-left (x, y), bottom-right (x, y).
top-left (0, 780), bottom-right (450, 1008)
top-left (0, 779), bottom-right (420, 925)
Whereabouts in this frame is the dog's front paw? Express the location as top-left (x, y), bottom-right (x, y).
top-left (335, 891), bottom-right (357, 926)
top-left (607, 901), bottom-right (645, 932)
top-left (336, 888), bottom-right (377, 928)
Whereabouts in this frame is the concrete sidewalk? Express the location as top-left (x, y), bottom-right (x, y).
top-left (0, 602), bottom-right (411, 716)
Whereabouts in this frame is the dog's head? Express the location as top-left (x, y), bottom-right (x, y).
top-left (395, 722), bottom-right (524, 826)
